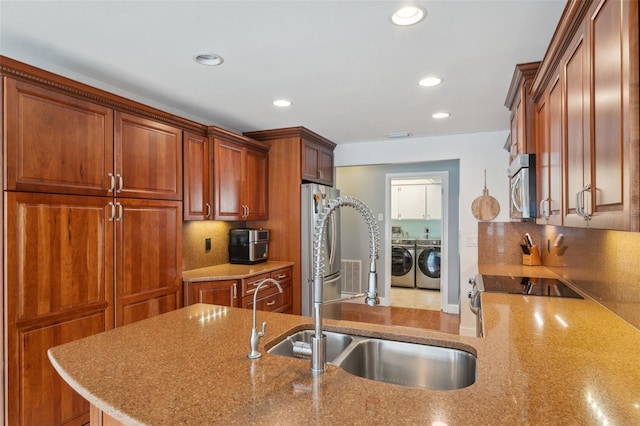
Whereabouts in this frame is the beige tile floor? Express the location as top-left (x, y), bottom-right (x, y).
top-left (390, 287), bottom-right (441, 311)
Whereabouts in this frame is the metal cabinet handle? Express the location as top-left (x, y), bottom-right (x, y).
top-left (233, 284), bottom-right (237, 299)
top-left (576, 184), bottom-right (591, 221)
top-left (539, 199), bottom-right (550, 219)
top-left (206, 203), bottom-right (212, 218)
top-left (116, 174), bottom-right (123, 193)
top-left (107, 202), bottom-right (116, 221)
top-left (108, 173), bottom-right (116, 192)
top-left (275, 274), bottom-right (286, 280)
top-left (266, 300), bottom-right (276, 306)
top-left (115, 202), bottom-right (123, 222)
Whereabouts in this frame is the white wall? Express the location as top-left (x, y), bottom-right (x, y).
top-left (334, 130), bottom-right (510, 336)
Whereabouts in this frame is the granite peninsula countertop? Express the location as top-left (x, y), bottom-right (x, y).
top-left (49, 265), bottom-right (640, 425)
top-left (181, 261), bottom-right (294, 282)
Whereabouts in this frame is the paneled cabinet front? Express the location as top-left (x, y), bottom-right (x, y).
top-left (3, 79), bottom-right (183, 200)
top-left (184, 280), bottom-right (239, 307)
top-left (302, 138), bottom-right (334, 186)
top-left (183, 132), bottom-right (211, 220)
top-left (4, 192), bottom-right (182, 424)
top-left (531, 0), bottom-right (638, 230)
top-left (213, 137), bottom-right (268, 221)
top-left (5, 192), bottom-right (114, 426)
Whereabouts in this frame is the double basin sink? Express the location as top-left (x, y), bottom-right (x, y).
top-left (267, 329), bottom-right (476, 391)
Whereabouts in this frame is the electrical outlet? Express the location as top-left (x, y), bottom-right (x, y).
top-left (205, 238), bottom-right (211, 251)
top-left (424, 227), bottom-right (430, 234)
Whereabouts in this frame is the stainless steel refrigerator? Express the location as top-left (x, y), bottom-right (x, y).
top-left (301, 183), bottom-right (341, 317)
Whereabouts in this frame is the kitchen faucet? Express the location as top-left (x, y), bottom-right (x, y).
top-left (247, 278), bottom-right (283, 359)
top-left (308, 195), bottom-right (380, 373)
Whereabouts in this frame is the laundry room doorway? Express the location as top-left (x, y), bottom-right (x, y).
top-left (388, 172), bottom-right (447, 312)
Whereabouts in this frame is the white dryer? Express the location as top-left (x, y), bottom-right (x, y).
top-left (416, 239), bottom-right (441, 289)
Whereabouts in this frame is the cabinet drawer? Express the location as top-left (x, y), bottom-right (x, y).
top-left (245, 291), bottom-right (282, 311)
top-left (240, 272), bottom-right (271, 297)
top-left (270, 267), bottom-right (292, 283)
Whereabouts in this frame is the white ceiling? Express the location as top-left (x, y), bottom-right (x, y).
top-left (0, 0), bottom-right (566, 145)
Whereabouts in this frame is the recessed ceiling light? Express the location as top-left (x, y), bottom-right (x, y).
top-left (419, 77), bottom-right (442, 87)
top-left (273, 99), bottom-right (292, 107)
top-left (194, 54), bottom-right (224, 66)
top-left (391, 6), bottom-right (426, 26)
top-left (432, 112), bottom-right (450, 119)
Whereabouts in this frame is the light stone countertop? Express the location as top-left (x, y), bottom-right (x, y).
top-left (181, 261), bottom-right (295, 282)
top-left (49, 265), bottom-right (640, 425)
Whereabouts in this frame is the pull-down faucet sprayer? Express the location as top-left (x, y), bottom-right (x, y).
top-left (310, 195), bottom-right (380, 373)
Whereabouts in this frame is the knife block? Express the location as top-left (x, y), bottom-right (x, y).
top-left (522, 245), bottom-right (542, 266)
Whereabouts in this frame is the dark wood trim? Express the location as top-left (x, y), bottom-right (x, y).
top-left (531, 0), bottom-right (593, 100)
top-left (504, 62), bottom-right (540, 108)
top-left (0, 55), bottom-right (207, 134)
top-left (244, 126), bottom-right (337, 150)
top-left (207, 125), bottom-right (270, 152)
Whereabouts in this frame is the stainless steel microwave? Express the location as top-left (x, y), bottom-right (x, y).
top-left (508, 154), bottom-right (536, 221)
top-left (229, 229), bottom-right (269, 264)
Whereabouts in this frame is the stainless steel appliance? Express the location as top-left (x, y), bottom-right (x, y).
top-left (301, 183), bottom-right (341, 317)
top-left (508, 154), bottom-right (536, 221)
top-left (391, 239), bottom-right (415, 288)
top-left (228, 229), bottom-right (269, 264)
top-left (416, 239), bottom-right (441, 290)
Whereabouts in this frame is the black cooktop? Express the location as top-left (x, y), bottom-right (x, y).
top-left (479, 274), bottom-right (583, 299)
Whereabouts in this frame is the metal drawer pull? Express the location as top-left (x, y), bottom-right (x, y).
top-left (266, 300), bottom-right (276, 306)
top-left (275, 274), bottom-right (286, 279)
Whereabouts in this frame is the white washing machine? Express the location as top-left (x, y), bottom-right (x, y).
top-left (416, 239), bottom-right (441, 289)
top-left (391, 239), bottom-right (415, 288)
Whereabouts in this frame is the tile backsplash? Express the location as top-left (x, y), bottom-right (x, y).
top-left (479, 221), bottom-right (640, 331)
top-left (182, 221), bottom-right (246, 271)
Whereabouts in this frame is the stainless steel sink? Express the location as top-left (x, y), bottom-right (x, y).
top-left (267, 330), bottom-right (353, 362)
top-left (332, 338), bottom-right (476, 390)
top-left (267, 330), bottom-right (477, 390)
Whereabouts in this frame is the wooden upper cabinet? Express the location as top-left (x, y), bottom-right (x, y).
top-left (302, 138), bottom-right (334, 186)
top-left (504, 62), bottom-right (540, 164)
top-left (183, 132), bottom-right (211, 220)
top-left (211, 130), bottom-right (269, 221)
top-left (3, 78), bottom-right (114, 196)
top-left (530, 0), bottom-right (638, 231)
top-left (115, 112), bottom-right (183, 200)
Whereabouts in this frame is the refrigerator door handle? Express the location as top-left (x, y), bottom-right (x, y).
top-left (324, 272), bottom-right (342, 285)
top-left (328, 212), bottom-right (337, 267)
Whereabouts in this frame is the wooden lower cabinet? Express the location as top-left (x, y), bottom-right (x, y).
top-left (4, 192), bottom-right (182, 425)
top-left (184, 280), bottom-right (239, 307)
top-left (184, 267), bottom-right (293, 313)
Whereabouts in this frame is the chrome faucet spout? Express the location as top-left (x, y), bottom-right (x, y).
top-left (247, 278), bottom-right (283, 359)
top-left (310, 195), bottom-right (380, 373)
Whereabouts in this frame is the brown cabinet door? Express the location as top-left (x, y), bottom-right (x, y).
top-left (243, 147), bottom-right (268, 220)
top-left (183, 132), bottom-right (211, 220)
top-left (5, 192), bottom-right (114, 426)
top-left (588, 0), bottom-right (633, 230)
top-left (4, 78), bottom-right (114, 196)
top-left (184, 280), bottom-right (239, 307)
top-left (114, 198), bottom-right (182, 326)
top-left (562, 22), bottom-right (591, 227)
top-left (302, 140), bottom-right (320, 182)
top-left (318, 145), bottom-right (334, 186)
top-left (115, 112), bottom-right (183, 200)
top-left (213, 138), bottom-right (243, 220)
top-left (536, 72), bottom-right (563, 225)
